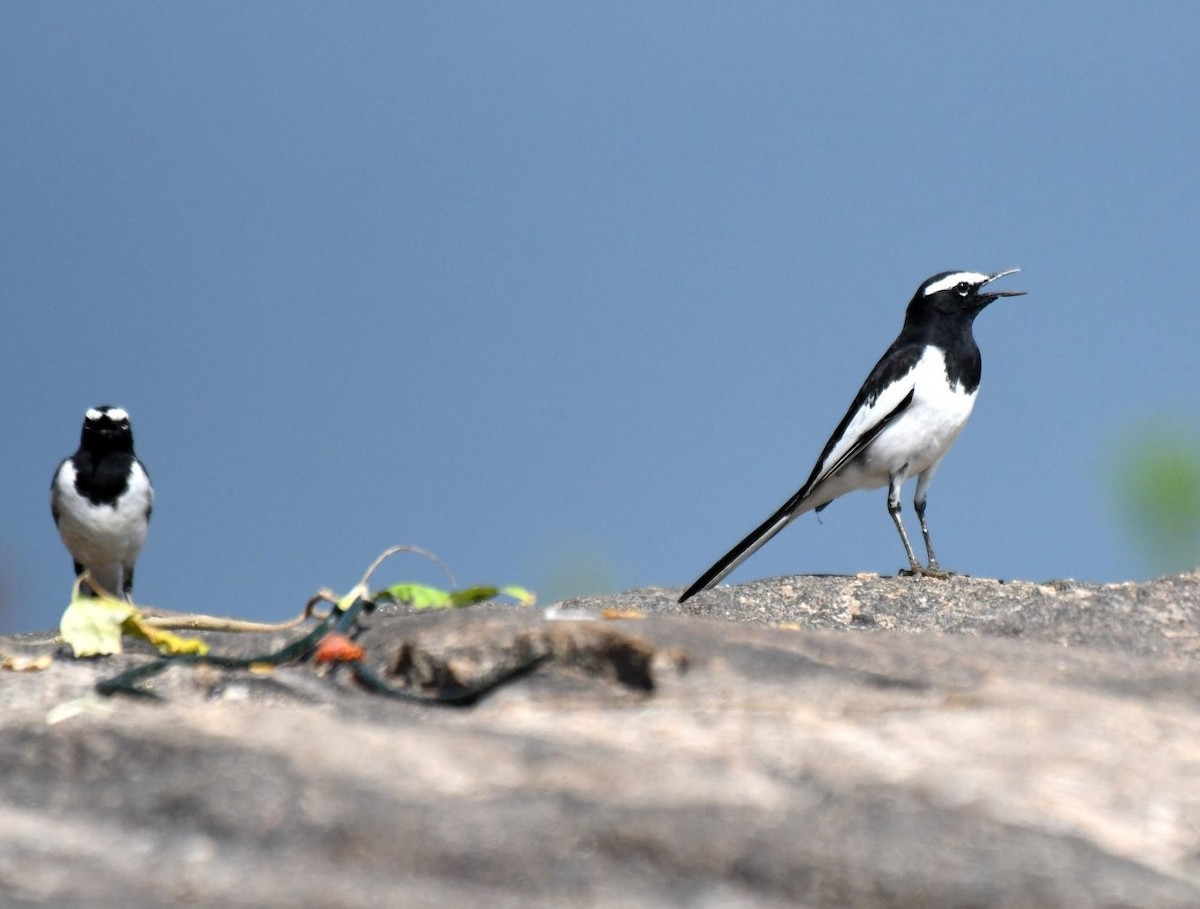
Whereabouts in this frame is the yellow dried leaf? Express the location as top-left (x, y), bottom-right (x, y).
top-left (60, 593), bottom-right (135, 657)
top-left (59, 577), bottom-right (208, 658)
top-left (124, 613), bottom-right (209, 656)
top-left (1, 653), bottom-right (53, 671)
top-left (601, 608), bottom-right (644, 620)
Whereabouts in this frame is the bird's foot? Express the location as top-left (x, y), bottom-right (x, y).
top-left (899, 565), bottom-right (956, 579)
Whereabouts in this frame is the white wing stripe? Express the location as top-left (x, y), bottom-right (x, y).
top-left (809, 366), bottom-right (920, 487)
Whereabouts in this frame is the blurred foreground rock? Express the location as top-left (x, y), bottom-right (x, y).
top-left (2, 571), bottom-right (1200, 908)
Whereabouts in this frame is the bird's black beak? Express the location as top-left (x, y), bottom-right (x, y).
top-left (982, 268), bottom-right (1026, 299)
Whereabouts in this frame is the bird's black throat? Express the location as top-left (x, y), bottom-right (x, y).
top-left (897, 306), bottom-right (984, 394)
top-left (70, 449), bottom-right (136, 507)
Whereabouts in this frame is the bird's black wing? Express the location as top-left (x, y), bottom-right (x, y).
top-left (50, 459), bottom-right (67, 525)
top-left (795, 341), bottom-right (923, 503)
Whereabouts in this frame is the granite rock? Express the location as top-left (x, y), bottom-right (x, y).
top-left (1, 571), bottom-right (1199, 907)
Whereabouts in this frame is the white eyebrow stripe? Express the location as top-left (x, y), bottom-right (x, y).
top-left (922, 272), bottom-right (990, 296)
top-left (85, 406), bottom-right (130, 422)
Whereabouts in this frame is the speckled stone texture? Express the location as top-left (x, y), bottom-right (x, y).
top-left (1, 571), bottom-right (1198, 908)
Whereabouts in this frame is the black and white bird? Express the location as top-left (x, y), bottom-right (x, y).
top-left (679, 269), bottom-right (1025, 604)
top-left (51, 405), bottom-right (154, 600)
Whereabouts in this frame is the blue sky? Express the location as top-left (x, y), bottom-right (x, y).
top-left (3, 3), bottom-right (1198, 631)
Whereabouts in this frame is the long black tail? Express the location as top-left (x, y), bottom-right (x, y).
top-left (678, 490), bottom-right (806, 603)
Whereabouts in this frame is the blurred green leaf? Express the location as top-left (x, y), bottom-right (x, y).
top-left (373, 583), bottom-right (535, 610)
top-left (374, 583), bottom-right (451, 609)
top-left (1111, 422), bottom-right (1200, 575)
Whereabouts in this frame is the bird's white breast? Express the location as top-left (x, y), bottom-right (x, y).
top-left (862, 346), bottom-right (977, 478)
top-left (52, 461), bottom-right (153, 567)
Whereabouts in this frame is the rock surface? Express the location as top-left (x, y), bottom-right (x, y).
top-left (2, 571), bottom-right (1200, 908)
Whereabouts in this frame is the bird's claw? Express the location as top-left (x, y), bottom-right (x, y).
top-left (899, 565), bottom-right (956, 579)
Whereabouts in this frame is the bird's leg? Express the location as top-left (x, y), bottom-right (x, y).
top-left (913, 471), bottom-right (954, 578)
top-left (915, 496), bottom-right (938, 568)
top-left (912, 497), bottom-right (953, 577)
top-left (891, 476), bottom-right (952, 579)
top-left (887, 477), bottom-right (923, 574)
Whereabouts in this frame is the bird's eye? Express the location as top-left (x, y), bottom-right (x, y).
top-left (955, 282), bottom-right (971, 295)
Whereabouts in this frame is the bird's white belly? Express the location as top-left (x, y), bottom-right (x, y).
top-left (53, 469), bottom-right (151, 567)
top-left (816, 347), bottom-right (978, 501)
top-left (57, 504), bottom-right (148, 566)
top-left (864, 370), bottom-right (977, 478)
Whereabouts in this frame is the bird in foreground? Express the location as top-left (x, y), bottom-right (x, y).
top-left (51, 405), bottom-right (154, 600)
top-left (679, 269), bottom-right (1025, 604)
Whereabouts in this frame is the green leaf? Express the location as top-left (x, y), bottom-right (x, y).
top-left (372, 583), bottom-right (536, 610)
top-left (446, 586), bottom-right (501, 607)
top-left (499, 586), bottom-right (536, 606)
top-left (447, 585), bottom-right (538, 607)
top-left (373, 583), bottom-right (452, 610)
top-left (1111, 422), bottom-right (1200, 574)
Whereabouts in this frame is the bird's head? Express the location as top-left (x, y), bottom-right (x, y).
top-left (80, 405), bottom-right (135, 453)
top-left (911, 269), bottom-right (1026, 318)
